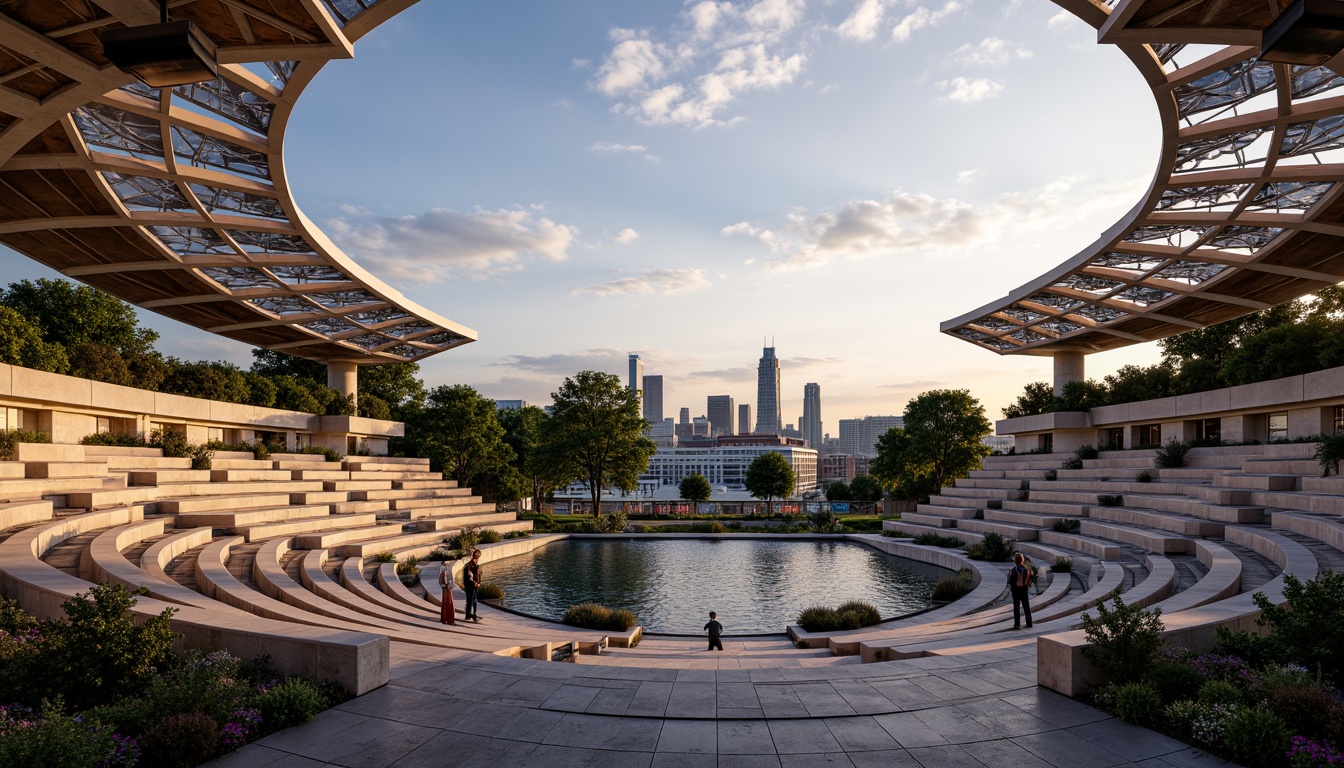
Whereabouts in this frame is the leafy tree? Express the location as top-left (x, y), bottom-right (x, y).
top-left (872, 389), bottom-right (991, 500)
top-left (126, 350), bottom-right (169, 391)
top-left (359, 362), bottom-right (426, 414)
top-left (744, 451), bottom-right (795, 514)
top-left (67, 341), bottom-right (132, 386)
top-left (1, 278), bottom-right (157, 356)
top-left (161, 360), bottom-right (251, 404)
top-left (243, 372), bottom-right (278, 408)
top-left (849, 474), bottom-right (884, 502)
top-left (536, 371), bottom-right (655, 516)
top-left (1159, 300), bottom-right (1303, 390)
top-left (679, 473), bottom-right (712, 503)
top-left (499, 404), bottom-right (565, 512)
top-left (250, 348), bottom-right (325, 382)
top-left (824, 481), bottom-right (851, 501)
top-left (1222, 318), bottom-right (1344, 386)
top-left (0, 305), bottom-right (68, 373)
top-left (415, 385), bottom-right (515, 491)
top-left (1252, 571), bottom-right (1344, 688)
top-left (358, 393), bottom-right (392, 420)
top-left (1052, 379), bottom-right (1109, 412)
top-left (271, 375), bottom-right (324, 414)
top-left (1002, 381), bottom-right (1053, 419)
top-left (1103, 363), bottom-right (1177, 405)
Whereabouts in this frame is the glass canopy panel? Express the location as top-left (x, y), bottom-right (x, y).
top-left (247, 296), bottom-right (314, 315)
top-left (1280, 115), bottom-right (1344, 157)
top-left (270, 266), bottom-right (347, 285)
top-left (173, 78), bottom-right (273, 134)
top-left (1174, 60), bottom-right (1275, 119)
top-left (103, 173), bottom-right (193, 212)
top-left (201, 267), bottom-right (282, 291)
top-left (1208, 226), bottom-right (1284, 252)
top-left (1003, 306), bottom-right (1045, 323)
top-left (171, 127), bottom-right (269, 179)
top-left (1089, 252), bottom-right (1167, 272)
top-left (321, 0), bottom-right (377, 25)
top-left (1174, 127), bottom-right (1269, 172)
top-left (302, 317), bottom-right (358, 336)
top-left (73, 103), bottom-right (164, 161)
top-left (971, 316), bottom-right (1014, 331)
top-left (418, 332), bottom-right (465, 346)
top-left (308, 290), bottom-right (379, 309)
top-left (1291, 65), bottom-right (1344, 100)
top-left (1152, 43), bottom-right (1185, 63)
top-left (951, 328), bottom-right (988, 341)
top-left (265, 62), bottom-right (298, 84)
top-left (1053, 274), bottom-right (1124, 295)
top-left (228, 230), bottom-right (315, 254)
top-left (150, 226), bottom-right (234, 255)
top-left (1153, 260), bottom-right (1229, 285)
top-left (349, 307), bottom-right (410, 325)
top-left (1025, 292), bottom-right (1084, 311)
top-left (1076, 305), bottom-right (1127, 323)
top-left (1115, 286), bottom-right (1173, 306)
top-left (1246, 181), bottom-right (1333, 211)
top-left (119, 82), bottom-right (160, 101)
top-left (1123, 225), bottom-right (1208, 246)
top-left (1156, 184), bottom-right (1249, 211)
top-left (382, 321), bottom-right (433, 338)
top-left (343, 333), bottom-right (388, 350)
top-left (982, 339), bottom-right (1016, 350)
top-left (189, 184), bottom-right (285, 219)
top-left (384, 343), bottom-right (428, 359)
top-left (1009, 328), bottom-right (1047, 343)
top-left (1039, 319), bottom-right (1082, 335)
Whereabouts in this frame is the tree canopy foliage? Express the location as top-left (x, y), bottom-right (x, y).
top-left (871, 389), bottom-right (991, 501)
top-left (679, 473), bottom-right (713, 503)
top-left (535, 371), bottom-right (655, 516)
top-left (1002, 287), bottom-right (1344, 418)
top-left (744, 451), bottom-right (795, 513)
top-left (497, 404), bottom-right (565, 511)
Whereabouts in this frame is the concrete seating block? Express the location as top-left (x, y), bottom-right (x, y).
top-left (25, 461), bottom-right (108, 479)
top-left (897, 512), bottom-right (958, 528)
top-left (12, 443), bottom-right (85, 462)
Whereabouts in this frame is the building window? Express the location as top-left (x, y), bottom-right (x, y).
top-left (1334, 406), bottom-right (1343, 435)
top-left (207, 427), bottom-right (224, 443)
top-left (96, 417), bottom-right (112, 434)
top-left (1038, 433), bottom-right (1053, 453)
top-left (1268, 412), bottom-right (1288, 442)
top-left (1102, 428), bottom-right (1124, 451)
top-left (1135, 424), bottom-right (1161, 447)
top-left (1194, 418), bottom-right (1221, 443)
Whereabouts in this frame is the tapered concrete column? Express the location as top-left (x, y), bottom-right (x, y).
top-left (1053, 351), bottom-right (1085, 396)
top-left (327, 361), bottom-right (358, 405)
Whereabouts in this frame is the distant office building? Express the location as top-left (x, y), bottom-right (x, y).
top-left (820, 454), bottom-right (856, 483)
top-left (642, 374), bottom-right (663, 424)
top-left (707, 395), bottom-right (735, 437)
top-left (838, 419), bottom-right (863, 455)
top-left (640, 434), bottom-right (818, 497)
top-left (679, 407), bottom-right (690, 424)
top-left (693, 416), bottom-right (711, 437)
top-left (838, 416), bottom-right (904, 457)
top-left (738, 404), bottom-right (752, 435)
top-left (495, 400), bottom-right (527, 410)
top-left (628, 354), bottom-right (643, 410)
top-left (802, 383), bottom-right (821, 448)
top-left (781, 423), bottom-right (802, 440)
top-left (649, 418), bottom-right (676, 448)
top-left (755, 345), bottom-right (782, 434)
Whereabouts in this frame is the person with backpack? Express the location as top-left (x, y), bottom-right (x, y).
top-left (1007, 552), bottom-right (1034, 629)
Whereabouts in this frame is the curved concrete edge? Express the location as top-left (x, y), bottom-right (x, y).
top-left (1035, 560), bottom-right (1125, 623)
top-left (86, 518), bottom-right (230, 611)
top-left (0, 512), bottom-right (387, 696)
top-left (141, 525), bottom-right (212, 583)
top-left (1037, 527), bottom-right (1318, 698)
top-left (1121, 554), bottom-right (1178, 612)
top-left (339, 556), bottom-right (437, 619)
top-left (1147, 540), bottom-right (1242, 614)
top-left (375, 561), bottom-right (432, 610)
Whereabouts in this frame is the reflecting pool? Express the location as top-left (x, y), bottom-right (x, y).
top-left (482, 538), bottom-right (952, 634)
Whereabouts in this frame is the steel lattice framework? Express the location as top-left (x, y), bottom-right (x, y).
top-left (943, 0), bottom-right (1344, 357)
top-left (0, 0), bottom-right (473, 364)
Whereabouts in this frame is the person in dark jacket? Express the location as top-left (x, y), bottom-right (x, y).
top-left (704, 611), bottom-right (724, 651)
top-left (463, 549), bottom-right (482, 622)
top-left (1007, 552), bottom-right (1033, 629)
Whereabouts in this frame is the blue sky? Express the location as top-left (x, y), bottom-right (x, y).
top-left (7, 0), bottom-right (1170, 433)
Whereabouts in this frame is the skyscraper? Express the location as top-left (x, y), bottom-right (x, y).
top-left (738, 404), bottom-right (752, 435)
top-left (754, 344), bottom-right (782, 435)
top-left (642, 375), bottom-right (663, 423)
top-left (628, 354), bottom-right (643, 397)
top-left (802, 383), bottom-right (821, 448)
top-left (679, 407), bottom-right (690, 424)
top-left (707, 395), bottom-right (735, 437)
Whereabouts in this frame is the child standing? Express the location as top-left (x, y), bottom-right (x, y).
top-left (704, 611), bottom-right (724, 651)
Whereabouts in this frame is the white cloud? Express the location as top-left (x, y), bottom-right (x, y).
top-left (572, 268), bottom-right (712, 296)
top-left (595, 35), bottom-right (667, 96)
top-left (952, 37), bottom-right (1033, 67)
top-left (725, 176), bottom-right (1145, 271)
top-left (956, 169), bottom-right (982, 184)
top-left (836, 0), bottom-right (887, 42)
top-left (326, 206), bottom-right (577, 282)
top-left (588, 141), bottom-right (659, 161)
top-left (613, 228), bottom-right (640, 244)
top-left (1047, 10), bottom-right (1076, 30)
top-left (939, 76), bottom-right (1003, 103)
top-left (892, 1), bottom-right (961, 43)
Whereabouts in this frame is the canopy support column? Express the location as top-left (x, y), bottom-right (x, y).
top-left (1053, 351), bottom-right (1085, 396)
top-left (327, 361), bottom-right (358, 406)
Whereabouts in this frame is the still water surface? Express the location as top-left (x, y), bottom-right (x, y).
top-left (483, 538), bottom-right (952, 634)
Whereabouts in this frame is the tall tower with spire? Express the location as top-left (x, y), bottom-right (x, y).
top-left (754, 342), bottom-right (782, 435)
top-left (802, 383), bottom-right (821, 448)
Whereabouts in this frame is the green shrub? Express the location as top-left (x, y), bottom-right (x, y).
top-left (1062, 444), bottom-right (1099, 470)
top-left (1135, 470), bottom-right (1153, 483)
top-left (688, 521), bottom-right (726, 534)
top-left (835, 601), bottom-right (881, 627)
top-left (139, 711), bottom-right (220, 768)
top-left (255, 678), bottom-right (326, 730)
top-left (299, 446), bottom-right (343, 462)
top-left (914, 532), bottom-right (963, 548)
top-left (451, 525), bottom-right (481, 552)
top-left (1150, 661), bottom-right (1204, 705)
top-left (808, 509), bottom-right (842, 533)
top-left (1253, 571), bottom-right (1344, 688)
top-left (1097, 494), bottom-right (1123, 507)
top-left (0, 428), bottom-right (49, 461)
top-left (478, 529), bottom-right (502, 544)
top-left (607, 609), bottom-right (637, 631)
top-left (562, 603), bottom-right (636, 631)
top-left (149, 428), bottom-right (190, 459)
top-left (1266, 681), bottom-right (1336, 738)
top-left (422, 547), bottom-right (456, 562)
top-left (1164, 699), bottom-right (1203, 741)
top-left (1081, 595), bottom-right (1165, 685)
top-left (503, 530), bottom-right (531, 539)
top-left (797, 605), bottom-right (841, 632)
top-left (188, 443), bottom-right (214, 470)
top-left (80, 431), bottom-right (147, 447)
top-left (798, 602), bottom-right (883, 631)
top-left (0, 700), bottom-right (125, 767)
top-left (1050, 556), bottom-right (1073, 573)
top-left (1112, 681), bottom-right (1162, 726)
top-left (1050, 519), bottom-right (1080, 534)
top-left (1223, 707), bottom-right (1290, 768)
top-left (477, 582), bottom-right (504, 600)
top-left (395, 555), bottom-right (420, 575)
top-left (139, 651), bottom-right (250, 725)
top-left (1198, 679), bottom-right (1243, 708)
top-left (372, 551), bottom-right (396, 563)
top-left (1154, 439), bottom-right (1191, 469)
top-left (931, 568), bottom-right (974, 602)
top-left (980, 531), bottom-right (1015, 562)
top-left (1316, 433), bottom-right (1344, 476)
top-left (1212, 626), bottom-right (1274, 667)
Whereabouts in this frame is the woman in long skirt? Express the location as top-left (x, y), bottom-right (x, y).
top-left (438, 564), bottom-right (455, 625)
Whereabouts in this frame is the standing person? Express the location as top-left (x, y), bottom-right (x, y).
top-left (704, 611), bottom-right (724, 651)
top-left (463, 549), bottom-right (482, 623)
top-left (1007, 552), bottom-right (1034, 629)
top-left (437, 563), bottom-right (455, 625)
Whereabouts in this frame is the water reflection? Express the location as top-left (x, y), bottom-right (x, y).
top-left (485, 539), bottom-right (952, 634)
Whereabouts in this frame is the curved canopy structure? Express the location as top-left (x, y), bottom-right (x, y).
top-left (943, 0), bottom-right (1344, 357)
top-left (0, 0), bottom-right (474, 365)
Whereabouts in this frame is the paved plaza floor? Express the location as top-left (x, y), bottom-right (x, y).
top-left (206, 639), bottom-right (1231, 768)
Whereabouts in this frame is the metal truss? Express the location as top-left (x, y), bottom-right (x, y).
top-left (0, 0), bottom-right (473, 364)
top-left (943, 0), bottom-right (1344, 356)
